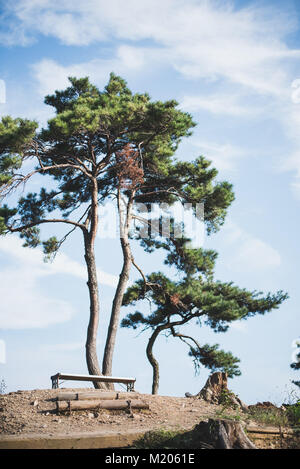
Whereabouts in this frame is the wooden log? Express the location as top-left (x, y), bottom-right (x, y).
top-left (56, 399), bottom-right (149, 412)
top-left (57, 392), bottom-right (116, 401)
top-left (117, 393), bottom-right (140, 400)
top-left (56, 393), bottom-right (80, 401)
top-left (57, 392), bottom-right (140, 401)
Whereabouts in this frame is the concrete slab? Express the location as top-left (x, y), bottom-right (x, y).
top-left (0, 428), bottom-right (150, 449)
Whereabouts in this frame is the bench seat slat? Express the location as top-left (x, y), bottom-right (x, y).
top-left (51, 373), bottom-right (135, 383)
top-left (50, 373), bottom-right (136, 391)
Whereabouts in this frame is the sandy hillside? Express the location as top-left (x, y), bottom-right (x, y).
top-left (2, 387), bottom-right (299, 449)
top-left (0, 387), bottom-right (235, 436)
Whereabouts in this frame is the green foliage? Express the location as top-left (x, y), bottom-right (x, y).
top-left (0, 116), bottom-right (37, 154)
top-left (140, 235), bottom-right (218, 279)
top-left (18, 193), bottom-right (46, 224)
top-left (122, 248), bottom-right (287, 334)
top-left (42, 236), bottom-right (60, 262)
top-left (291, 343), bottom-right (300, 368)
top-left (215, 409), bottom-right (242, 421)
top-left (41, 73), bottom-right (195, 162)
top-left (285, 401), bottom-right (300, 427)
top-left (133, 429), bottom-right (184, 449)
top-left (291, 340), bottom-right (300, 388)
top-left (135, 156), bottom-right (235, 233)
top-left (0, 74), bottom-right (234, 259)
top-left (188, 344), bottom-right (241, 378)
top-left (247, 406), bottom-right (290, 428)
top-left (19, 226), bottom-right (40, 248)
top-left (0, 116), bottom-right (37, 190)
top-left (0, 204), bottom-right (17, 234)
top-left (120, 311), bottom-right (148, 330)
top-left (132, 428), bottom-right (206, 449)
top-left (246, 390), bottom-right (300, 429)
top-left (218, 388), bottom-right (239, 409)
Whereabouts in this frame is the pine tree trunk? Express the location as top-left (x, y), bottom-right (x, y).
top-left (146, 319), bottom-right (193, 395)
top-left (102, 237), bottom-right (132, 380)
top-left (147, 328), bottom-right (161, 395)
top-left (83, 230), bottom-right (106, 389)
top-left (102, 189), bottom-right (134, 385)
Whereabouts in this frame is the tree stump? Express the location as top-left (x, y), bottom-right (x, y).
top-left (196, 419), bottom-right (256, 449)
top-left (197, 372), bottom-right (248, 412)
top-left (197, 371), bottom-right (228, 403)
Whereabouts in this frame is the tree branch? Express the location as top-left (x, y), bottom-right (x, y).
top-left (8, 218), bottom-right (87, 233)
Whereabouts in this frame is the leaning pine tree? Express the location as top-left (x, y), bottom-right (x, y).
top-left (0, 74), bottom-right (235, 385)
top-left (121, 234), bottom-right (288, 394)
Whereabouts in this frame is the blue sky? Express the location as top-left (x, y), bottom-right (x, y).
top-left (0, 0), bottom-right (300, 403)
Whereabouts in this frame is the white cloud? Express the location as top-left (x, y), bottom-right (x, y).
top-left (23, 0), bottom-right (300, 187)
top-left (0, 265), bottom-right (73, 329)
top-left (180, 93), bottom-right (261, 117)
top-left (32, 59), bottom-right (72, 97)
top-left (278, 94), bottom-right (300, 196)
top-left (97, 269), bottom-right (118, 289)
top-left (223, 221), bottom-right (281, 271)
top-left (0, 236), bottom-right (118, 287)
top-left (230, 321), bottom-right (248, 333)
top-left (3, 0), bottom-right (299, 95)
top-left (192, 140), bottom-right (245, 171)
top-left (31, 45), bottom-right (153, 96)
top-left (0, 236), bottom-right (118, 329)
top-left (290, 180), bottom-right (300, 200)
top-left (0, 236), bottom-right (73, 329)
top-left (3, 0), bottom-right (300, 198)
top-left (235, 238), bottom-right (281, 271)
top-left (41, 342), bottom-right (83, 352)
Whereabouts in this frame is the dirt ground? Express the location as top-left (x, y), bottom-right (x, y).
top-left (0, 387), bottom-right (299, 449)
top-left (0, 387), bottom-right (238, 437)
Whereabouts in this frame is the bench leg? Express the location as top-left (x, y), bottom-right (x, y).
top-left (52, 377), bottom-right (59, 389)
top-left (127, 382), bottom-right (134, 392)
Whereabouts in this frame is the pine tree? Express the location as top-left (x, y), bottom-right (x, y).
top-left (121, 235), bottom-right (288, 394)
top-left (0, 74), bottom-right (234, 383)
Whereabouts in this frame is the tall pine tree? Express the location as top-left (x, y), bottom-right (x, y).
top-left (0, 74), bottom-right (234, 384)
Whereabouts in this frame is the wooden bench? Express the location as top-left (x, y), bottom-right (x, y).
top-left (51, 373), bottom-right (136, 392)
